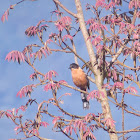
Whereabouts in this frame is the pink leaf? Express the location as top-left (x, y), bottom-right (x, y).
top-left (5, 51), bottom-right (25, 63)
top-left (14, 126), bottom-right (20, 132)
top-left (30, 73), bottom-right (37, 80)
top-left (1, 9), bottom-right (9, 23)
top-left (113, 82), bottom-right (124, 90)
top-left (44, 83), bottom-right (52, 92)
top-left (87, 90), bottom-right (100, 100)
top-left (124, 86), bottom-right (138, 94)
top-left (103, 117), bottom-right (116, 129)
top-left (55, 16), bottom-right (72, 31)
top-left (52, 117), bottom-right (61, 124)
top-left (39, 122), bottom-right (49, 127)
top-left (44, 70), bottom-right (58, 80)
top-left (63, 35), bottom-right (73, 40)
top-left (58, 80), bottom-right (67, 85)
top-left (63, 93), bottom-right (72, 96)
top-left (16, 85), bottom-right (35, 98)
top-left (32, 129), bottom-right (39, 136)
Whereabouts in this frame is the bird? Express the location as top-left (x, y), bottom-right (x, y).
top-left (69, 63), bottom-right (90, 109)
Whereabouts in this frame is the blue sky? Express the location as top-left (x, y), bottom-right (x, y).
top-left (0, 0), bottom-right (140, 140)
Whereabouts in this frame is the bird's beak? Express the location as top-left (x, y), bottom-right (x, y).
top-left (68, 66), bottom-right (71, 69)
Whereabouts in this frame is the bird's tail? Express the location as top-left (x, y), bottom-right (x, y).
top-left (81, 92), bottom-right (89, 109)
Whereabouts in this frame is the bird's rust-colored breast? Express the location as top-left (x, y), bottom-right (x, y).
top-left (71, 68), bottom-right (88, 90)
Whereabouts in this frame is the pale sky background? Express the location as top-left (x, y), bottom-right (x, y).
top-left (0, 0), bottom-right (140, 140)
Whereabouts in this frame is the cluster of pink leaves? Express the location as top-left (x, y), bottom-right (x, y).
top-left (53, 114), bottom-right (97, 140)
top-left (103, 117), bottom-right (116, 129)
top-left (62, 34), bottom-right (73, 41)
top-left (52, 113), bottom-right (116, 139)
top-left (44, 80), bottom-right (67, 92)
top-left (5, 44), bottom-right (51, 64)
top-left (129, 0), bottom-right (140, 9)
top-left (5, 51), bottom-right (25, 63)
top-left (1, 4), bottom-right (15, 23)
top-left (104, 82), bottom-right (138, 94)
top-left (95, 0), bottom-right (116, 10)
top-left (86, 18), bottom-right (108, 33)
top-left (14, 121), bottom-right (49, 136)
top-left (87, 90), bottom-right (105, 101)
top-left (44, 70), bottom-right (58, 80)
top-left (17, 84), bottom-right (35, 98)
top-left (0, 105), bottom-right (26, 119)
top-left (88, 35), bottom-right (104, 53)
top-left (25, 20), bottom-right (48, 37)
top-left (30, 46), bottom-right (51, 60)
top-left (55, 16), bottom-right (72, 31)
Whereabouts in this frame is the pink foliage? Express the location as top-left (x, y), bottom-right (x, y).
top-left (73, 120), bottom-right (86, 131)
top-left (89, 22), bottom-right (108, 32)
top-left (5, 51), bottom-right (25, 63)
top-left (83, 128), bottom-right (96, 140)
top-left (55, 16), bottom-right (72, 31)
top-left (124, 86), bottom-right (138, 94)
top-left (58, 80), bottom-right (67, 85)
top-left (25, 20), bottom-right (48, 37)
top-left (14, 126), bottom-right (21, 132)
top-left (63, 35), bottom-right (73, 40)
top-left (39, 122), bottom-right (49, 127)
top-left (25, 26), bottom-right (38, 37)
top-left (103, 117), bottom-right (116, 129)
top-left (32, 129), bottom-right (39, 136)
top-left (95, 0), bottom-right (116, 10)
top-left (129, 0), bottom-right (140, 9)
top-left (91, 36), bottom-right (102, 46)
top-left (17, 84), bottom-right (35, 98)
top-left (86, 18), bottom-right (95, 25)
top-left (113, 82), bottom-right (124, 90)
top-left (44, 70), bottom-right (58, 80)
top-left (1, 8), bottom-right (9, 22)
top-left (16, 105), bottom-right (26, 114)
top-left (51, 10), bottom-right (64, 16)
top-left (35, 47), bottom-right (50, 60)
top-left (30, 73), bottom-right (37, 80)
top-left (52, 116), bottom-right (62, 124)
top-left (85, 113), bottom-right (96, 122)
top-left (87, 90), bottom-right (105, 101)
top-left (44, 80), bottom-right (67, 92)
top-left (63, 125), bottom-right (73, 135)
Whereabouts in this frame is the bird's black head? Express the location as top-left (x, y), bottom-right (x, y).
top-left (69, 63), bottom-right (79, 69)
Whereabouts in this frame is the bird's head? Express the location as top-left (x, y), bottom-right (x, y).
top-left (69, 63), bottom-right (79, 69)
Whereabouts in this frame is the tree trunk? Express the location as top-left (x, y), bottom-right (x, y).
top-left (75, 0), bottom-right (118, 139)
